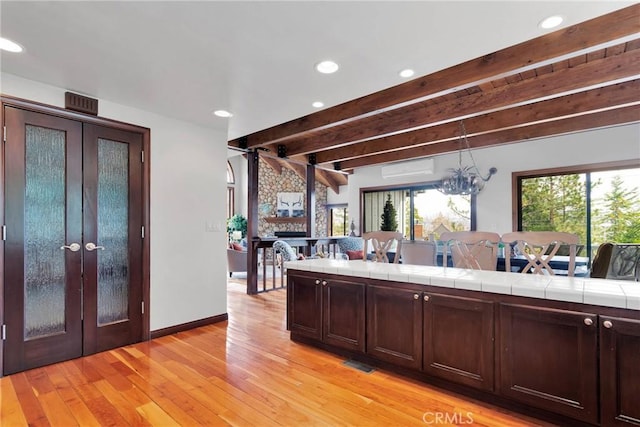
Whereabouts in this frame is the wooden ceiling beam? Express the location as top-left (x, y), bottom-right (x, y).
top-left (260, 155), bottom-right (283, 174)
top-left (282, 49), bottom-right (640, 157)
top-left (260, 152), bottom-right (349, 193)
top-left (338, 105), bottom-right (640, 170)
top-left (288, 162), bottom-right (307, 182)
top-left (316, 169), bottom-right (340, 194)
top-left (227, 4), bottom-right (640, 150)
top-left (259, 152), bottom-right (347, 189)
top-left (316, 80), bottom-right (640, 165)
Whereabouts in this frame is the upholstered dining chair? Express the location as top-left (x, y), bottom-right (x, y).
top-left (501, 231), bottom-right (579, 276)
top-left (336, 236), bottom-right (365, 260)
top-left (362, 231), bottom-right (404, 263)
top-left (588, 242), bottom-right (640, 281)
top-left (400, 240), bottom-right (438, 266)
top-left (273, 240), bottom-right (306, 287)
top-left (440, 231), bottom-right (501, 270)
top-left (590, 242), bottom-right (614, 279)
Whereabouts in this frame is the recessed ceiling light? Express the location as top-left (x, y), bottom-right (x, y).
top-left (399, 69), bottom-right (415, 78)
top-left (539, 15), bottom-right (563, 30)
top-left (213, 110), bottom-right (233, 118)
top-left (312, 101), bottom-right (324, 108)
top-left (315, 60), bottom-right (339, 74)
top-left (0, 37), bottom-right (23, 53)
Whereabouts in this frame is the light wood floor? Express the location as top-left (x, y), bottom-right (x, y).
top-left (1, 278), bottom-right (554, 426)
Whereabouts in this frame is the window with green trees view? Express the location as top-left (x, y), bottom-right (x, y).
top-left (362, 184), bottom-right (473, 239)
top-left (328, 204), bottom-right (348, 236)
top-left (518, 164), bottom-right (640, 261)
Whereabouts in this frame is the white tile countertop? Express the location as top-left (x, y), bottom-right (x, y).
top-left (285, 258), bottom-right (640, 311)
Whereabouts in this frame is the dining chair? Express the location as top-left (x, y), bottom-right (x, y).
top-left (273, 240), bottom-right (307, 287)
top-left (362, 231), bottom-right (404, 263)
top-left (400, 240), bottom-right (438, 266)
top-left (501, 231), bottom-right (579, 276)
top-left (440, 231), bottom-right (501, 270)
top-left (607, 243), bottom-right (640, 281)
top-left (590, 242), bottom-right (614, 279)
top-left (336, 236), bottom-right (365, 260)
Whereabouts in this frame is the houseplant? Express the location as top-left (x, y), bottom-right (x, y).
top-left (227, 214), bottom-right (248, 239)
top-left (380, 194), bottom-right (398, 231)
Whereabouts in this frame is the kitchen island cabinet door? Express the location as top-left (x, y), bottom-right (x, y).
top-left (366, 284), bottom-right (422, 370)
top-left (499, 303), bottom-right (598, 425)
top-left (423, 293), bottom-right (494, 391)
top-left (600, 316), bottom-right (640, 426)
top-left (322, 278), bottom-right (366, 352)
top-left (288, 273), bottom-right (322, 340)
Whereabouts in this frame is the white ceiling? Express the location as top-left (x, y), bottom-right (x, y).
top-left (0, 1), bottom-right (633, 142)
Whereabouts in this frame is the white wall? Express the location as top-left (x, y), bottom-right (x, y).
top-left (348, 124), bottom-right (640, 235)
top-left (327, 185), bottom-right (349, 205)
top-left (2, 73), bottom-right (229, 331)
top-left (227, 152), bottom-right (247, 216)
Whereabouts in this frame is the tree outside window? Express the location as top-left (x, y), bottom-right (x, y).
top-left (518, 165), bottom-right (640, 261)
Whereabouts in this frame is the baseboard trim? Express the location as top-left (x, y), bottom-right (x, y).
top-left (150, 313), bottom-right (228, 339)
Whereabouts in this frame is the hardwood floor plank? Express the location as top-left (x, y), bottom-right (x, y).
top-left (37, 390), bottom-right (79, 427)
top-left (85, 351), bottom-right (137, 392)
top-left (0, 279), bottom-right (556, 426)
top-left (57, 360), bottom-right (103, 403)
top-left (135, 401), bottom-right (181, 426)
top-left (0, 375), bottom-right (29, 426)
top-left (114, 344), bottom-right (232, 426)
top-left (25, 368), bottom-right (56, 395)
top-left (92, 379), bottom-right (152, 426)
top-left (82, 395), bottom-right (130, 426)
top-left (8, 372), bottom-right (50, 427)
top-left (133, 377), bottom-right (230, 426)
top-left (43, 364), bottom-right (103, 427)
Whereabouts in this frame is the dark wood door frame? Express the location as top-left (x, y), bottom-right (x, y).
top-left (0, 95), bottom-right (151, 377)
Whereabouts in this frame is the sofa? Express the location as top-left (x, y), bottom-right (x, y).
top-left (227, 242), bottom-right (247, 277)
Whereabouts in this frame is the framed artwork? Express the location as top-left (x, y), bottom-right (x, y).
top-left (277, 192), bottom-right (304, 218)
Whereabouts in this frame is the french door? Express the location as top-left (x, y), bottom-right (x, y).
top-left (3, 106), bottom-right (144, 375)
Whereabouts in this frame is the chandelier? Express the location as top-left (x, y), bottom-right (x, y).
top-left (439, 121), bottom-right (497, 195)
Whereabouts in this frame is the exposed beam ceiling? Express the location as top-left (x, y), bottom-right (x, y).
top-left (228, 5), bottom-right (640, 174)
top-left (255, 154), bottom-right (348, 194)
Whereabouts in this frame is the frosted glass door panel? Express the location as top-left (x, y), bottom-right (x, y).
top-left (97, 139), bottom-right (130, 325)
top-left (24, 125), bottom-right (66, 339)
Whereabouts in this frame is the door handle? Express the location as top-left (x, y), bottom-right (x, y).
top-left (85, 242), bottom-right (105, 251)
top-left (60, 243), bottom-right (81, 252)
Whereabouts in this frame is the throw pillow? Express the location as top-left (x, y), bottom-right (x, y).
top-left (346, 250), bottom-right (364, 260)
top-left (232, 242), bottom-right (244, 252)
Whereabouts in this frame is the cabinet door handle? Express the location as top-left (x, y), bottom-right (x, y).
top-left (603, 320), bottom-right (613, 329)
top-left (423, 295), bottom-right (430, 302)
top-left (583, 318), bottom-right (593, 326)
top-left (315, 279), bottom-right (321, 285)
top-left (413, 294), bottom-right (419, 300)
top-left (322, 280), bottom-right (327, 286)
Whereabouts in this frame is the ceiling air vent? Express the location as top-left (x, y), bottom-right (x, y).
top-left (65, 92), bottom-right (98, 116)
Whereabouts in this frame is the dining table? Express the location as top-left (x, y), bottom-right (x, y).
top-left (435, 253), bottom-right (590, 276)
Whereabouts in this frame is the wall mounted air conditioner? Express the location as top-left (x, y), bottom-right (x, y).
top-left (381, 158), bottom-right (435, 179)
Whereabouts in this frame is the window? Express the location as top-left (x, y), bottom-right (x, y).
top-left (226, 161), bottom-right (235, 184)
top-left (327, 204), bottom-right (348, 236)
top-left (515, 161), bottom-right (640, 261)
top-left (227, 161), bottom-right (235, 218)
top-left (361, 182), bottom-right (475, 239)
